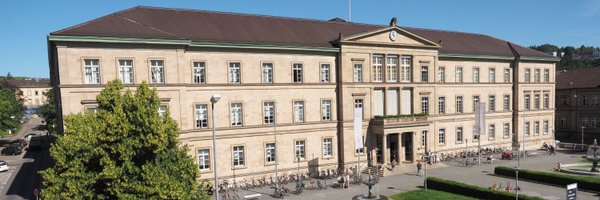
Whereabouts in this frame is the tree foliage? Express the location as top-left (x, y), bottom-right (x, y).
top-left (0, 83), bottom-right (23, 136)
top-left (529, 44), bottom-right (600, 70)
top-left (41, 80), bottom-right (207, 199)
top-left (39, 88), bottom-right (57, 133)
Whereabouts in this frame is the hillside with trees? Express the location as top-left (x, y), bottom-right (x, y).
top-left (529, 44), bottom-right (600, 70)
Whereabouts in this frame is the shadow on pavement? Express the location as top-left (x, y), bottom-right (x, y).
top-left (5, 135), bottom-right (54, 200)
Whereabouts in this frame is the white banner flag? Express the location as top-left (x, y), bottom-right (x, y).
top-left (354, 108), bottom-right (364, 149)
top-left (475, 102), bottom-right (486, 135)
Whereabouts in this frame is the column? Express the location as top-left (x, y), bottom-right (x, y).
top-left (398, 133), bottom-right (403, 164)
top-left (382, 133), bottom-right (388, 164)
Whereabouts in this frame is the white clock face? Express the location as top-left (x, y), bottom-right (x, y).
top-left (390, 30), bottom-right (398, 41)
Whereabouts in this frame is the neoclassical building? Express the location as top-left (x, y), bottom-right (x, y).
top-left (48, 6), bottom-right (558, 182)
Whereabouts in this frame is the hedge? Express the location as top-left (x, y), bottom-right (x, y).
top-left (373, 113), bottom-right (428, 119)
top-left (426, 177), bottom-right (544, 200)
top-left (495, 166), bottom-right (600, 192)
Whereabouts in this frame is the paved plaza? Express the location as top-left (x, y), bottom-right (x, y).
top-left (229, 149), bottom-right (600, 200)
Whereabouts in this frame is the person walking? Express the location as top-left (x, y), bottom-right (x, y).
top-left (416, 161), bottom-right (422, 176)
top-left (549, 145), bottom-right (556, 156)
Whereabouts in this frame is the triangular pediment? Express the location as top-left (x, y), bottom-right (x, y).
top-left (342, 26), bottom-right (440, 48)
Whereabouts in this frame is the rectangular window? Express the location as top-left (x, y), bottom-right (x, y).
top-left (456, 127), bottom-right (463, 143)
top-left (119, 60), bottom-right (134, 84)
top-left (524, 122), bottom-right (530, 136)
top-left (503, 123), bottom-right (510, 138)
top-left (421, 66), bottom-right (429, 82)
top-left (438, 129), bottom-right (445, 144)
top-left (321, 64), bottom-right (330, 83)
top-left (438, 97), bottom-right (446, 114)
top-left (560, 117), bottom-right (567, 128)
top-left (262, 63), bottom-right (273, 83)
top-left (583, 117), bottom-right (589, 128)
top-left (543, 94), bottom-right (549, 109)
top-left (489, 68), bottom-right (495, 83)
top-left (456, 96), bottom-right (463, 113)
top-left (593, 95), bottom-right (599, 106)
top-left (197, 149), bottom-right (210, 171)
top-left (560, 95), bottom-right (569, 106)
top-left (386, 56), bottom-right (398, 82)
top-left (473, 67), bottom-right (480, 83)
top-left (195, 104), bottom-right (208, 128)
top-left (354, 64), bottom-right (363, 82)
top-left (583, 96), bottom-right (589, 106)
top-left (437, 67), bottom-right (445, 83)
top-left (534, 121), bottom-right (540, 136)
top-left (535, 69), bottom-right (541, 83)
top-left (295, 140), bottom-right (306, 160)
top-left (263, 102), bottom-right (275, 124)
top-left (525, 69), bottom-right (531, 83)
top-left (534, 94), bottom-right (540, 110)
top-left (421, 97), bottom-right (429, 114)
top-left (293, 63), bottom-right (303, 83)
top-left (231, 103), bottom-right (243, 126)
top-left (322, 100), bottom-right (332, 121)
top-left (266, 143), bottom-right (276, 163)
top-left (323, 138), bottom-right (333, 157)
top-left (525, 94), bottom-right (531, 110)
top-left (473, 95), bottom-right (480, 112)
top-left (489, 124), bottom-right (495, 140)
top-left (592, 118), bottom-right (598, 129)
top-left (489, 95), bottom-right (495, 112)
top-left (158, 105), bottom-right (167, 117)
top-left (504, 95), bottom-right (510, 111)
top-left (84, 59), bottom-right (100, 84)
top-left (193, 61), bottom-right (206, 84)
top-left (294, 101), bottom-right (304, 123)
top-left (355, 99), bottom-right (363, 110)
top-left (233, 146), bottom-right (245, 166)
top-left (150, 60), bottom-right (165, 84)
top-left (372, 55), bottom-right (383, 82)
top-left (543, 121), bottom-right (549, 135)
top-left (400, 56), bottom-right (412, 82)
top-left (504, 69), bottom-right (510, 83)
top-left (421, 131), bottom-right (427, 146)
top-left (229, 62), bottom-right (241, 83)
top-left (455, 66), bottom-right (463, 83)
top-left (544, 69), bottom-right (549, 83)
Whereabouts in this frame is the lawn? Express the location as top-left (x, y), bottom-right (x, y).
top-left (389, 189), bottom-right (475, 200)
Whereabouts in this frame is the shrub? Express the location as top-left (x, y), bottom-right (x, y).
top-left (494, 166), bottom-right (600, 192)
top-left (426, 177), bottom-right (543, 200)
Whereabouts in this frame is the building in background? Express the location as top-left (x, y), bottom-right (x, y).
top-left (1, 79), bottom-right (51, 110)
top-left (555, 67), bottom-right (600, 144)
top-left (47, 6), bottom-right (558, 183)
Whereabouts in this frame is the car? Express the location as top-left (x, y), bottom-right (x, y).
top-left (11, 139), bottom-right (27, 149)
top-left (0, 160), bottom-right (8, 172)
top-left (1, 145), bottom-right (22, 155)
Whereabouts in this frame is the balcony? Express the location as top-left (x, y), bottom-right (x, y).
top-left (370, 114), bottom-right (429, 131)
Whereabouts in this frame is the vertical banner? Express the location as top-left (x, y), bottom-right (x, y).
top-left (354, 108), bottom-right (364, 149)
top-left (567, 183), bottom-right (577, 200)
top-left (475, 102), bottom-right (486, 135)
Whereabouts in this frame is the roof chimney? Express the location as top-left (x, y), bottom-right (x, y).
top-left (389, 17), bottom-right (397, 26)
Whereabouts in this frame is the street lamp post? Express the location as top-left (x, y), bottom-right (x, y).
top-left (581, 126), bottom-right (586, 151)
top-left (210, 94), bottom-right (221, 200)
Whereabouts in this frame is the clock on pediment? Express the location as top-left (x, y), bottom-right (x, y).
top-left (389, 30), bottom-right (398, 41)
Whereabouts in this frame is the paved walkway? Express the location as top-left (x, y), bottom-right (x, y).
top-left (227, 150), bottom-right (600, 200)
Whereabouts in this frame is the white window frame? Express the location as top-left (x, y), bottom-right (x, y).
top-left (437, 67), bottom-right (445, 83)
top-left (386, 56), bottom-right (398, 82)
top-left (489, 68), bottom-right (495, 83)
top-left (293, 63), bottom-right (303, 83)
top-left (489, 124), bottom-right (495, 140)
top-left (456, 127), bottom-right (463, 143)
top-left (504, 68), bottom-right (510, 83)
top-left (534, 94), bottom-right (540, 110)
top-left (372, 55), bottom-right (384, 82)
top-left (525, 94), bottom-right (531, 110)
top-left (421, 66), bottom-right (429, 83)
top-left (354, 64), bottom-right (363, 82)
top-left (323, 138), bottom-right (333, 157)
top-left (438, 129), bottom-right (445, 144)
top-left (263, 101), bottom-right (275, 124)
top-left (544, 69), bottom-right (549, 83)
top-left (400, 56), bottom-right (412, 82)
top-left (231, 103), bottom-right (243, 126)
top-left (489, 95), bottom-right (495, 112)
top-left (193, 61), bottom-right (206, 84)
top-left (503, 123), bottom-right (510, 138)
top-left (543, 121), bottom-right (549, 135)
top-left (534, 121), bottom-right (540, 136)
top-left (150, 60), bottom-right (165, 84)
top-left (544, 94), bottom-right (549, 109)
top-left (195, 104), bottom-right (208, 129)
top-left (158, 105), bottom-right (167, 117)
top-left (197, 149), bottom-right (210, 171)
top-left (455, 66), bottom-right (463, 83)
top-left (438, 97), bottom-right (445, 114)
top-left (421, 96), bottom-right (429, 114)
top-left (119, 59), bottom-right (134, 84)
top-left (473, 95), bottom-right (480, 112)
top-left (525, 122), bottom-right (530, 136)
top-left (233, 146), bottom-right (245, 167)
top-left (473, 67), bottom-right (480, 83)
top-left (320, 64), bottom-right (330, 83)
top-left (456, 96), bottom-right (463, 113)
top-left (322, 100), bottom-right (332, 121)
top-left (266, 143), bottom-right (276, 163)
top-left (262, 63), bottom-right (273, 83)
top-left (525, 69), bottom-right (531, 83)
top-left (535, 69), bottom-right (541, 83)
top-left (293, 101), bottom-right (304, 123)
top-left (229, 62), bottom-right (241, 83)
top-left (295, 140), bottom-right (306, 160)
top-left (84, 59), bottom-right (100, 84)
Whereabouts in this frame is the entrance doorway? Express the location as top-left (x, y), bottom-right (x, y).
top-left (402, 132), bottom-right (413, 162)
top-left (388, 134), bottom-right (399, 163)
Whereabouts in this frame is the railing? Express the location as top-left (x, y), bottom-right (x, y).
top-left (371, 114), bottom-right (428, 126)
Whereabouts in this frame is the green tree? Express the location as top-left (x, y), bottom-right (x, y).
top-left (39, 88), bottom-right (57, 133)
top-left (0, 84), bottom-right (23, 136)
top-left (40, 80), bottom-right (207, 199)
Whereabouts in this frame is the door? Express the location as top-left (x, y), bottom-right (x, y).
top-left (402, 133), bottom-right (413, 161)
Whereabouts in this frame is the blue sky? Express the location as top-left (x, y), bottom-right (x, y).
top-left (1, 0), bottom-right (599, 78)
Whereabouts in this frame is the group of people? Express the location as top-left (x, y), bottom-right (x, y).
top-left (336, 174), bottom-right (351, 189)
top-left (489, 182), bottom-right (518, 192)
top-left (542, 142), bottom-right (556, 155)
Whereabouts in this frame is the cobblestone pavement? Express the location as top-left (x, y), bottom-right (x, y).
top-left (224, 150), bottom-right (600, 200)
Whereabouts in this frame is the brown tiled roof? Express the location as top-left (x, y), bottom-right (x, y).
top-left (0, 79), bottom-right (51, 88)
top-left (556, 67), bottom-right (600, 90)
top-left (52, 6), bottom-right (552, 58)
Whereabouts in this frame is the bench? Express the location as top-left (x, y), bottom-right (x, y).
top-left (243, 193), bottom-right (262, 200)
